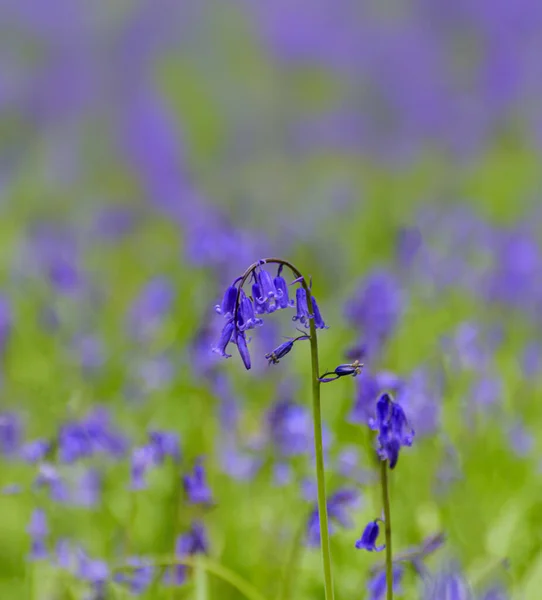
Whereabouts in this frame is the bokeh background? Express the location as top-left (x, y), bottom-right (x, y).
top-left (1, 1), bottom-right (542, 598)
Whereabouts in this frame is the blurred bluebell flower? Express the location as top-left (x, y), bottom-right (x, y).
top-left (0, 295), bottom-right (12, 356)
top-left (522, 341), bottom-right (541, 379)
top-left (355, 519), bottom-right (385, 552)
top-left (319, 360), bottom-right (363, 383)
top-left (77, 551), bottom-right (110, 597)
top-left (148, 430), bottom-right (181, 463)
top-left (479, 586), bottom-right (508, 600)
top-left (183, 459), bottom-right (213, 505)
top-left (73, 334), bottom-right (105, 376)
top-left (367, 566), bottom-right (403, 600)
top-left (128, 277), bottom-right (174, 340)
top-left (265, 334), bottom-right (309, 365)
top-left (164, 522), bottom-right (209, 586)
top-left (130, 446), bottom-right (155, 491)
top-left (267, 400), bottom-right (312, 457)
top-left (34, 464), bottom-right (69, 502)
top-left (307, 488), bottom-right (361, 546)
top-left (72, 468), bottom-right (101, 507)
top-left (0, 412), bottom-right (21, 456)
top-left (20, 439), bottom-right (51, 463)
top-left (423, 564), bottom-right (473, 600)
top-left (27, 508), bottom-right (48, 560)
top-left (114, 558), bottom-right (155, 595)
top-left (370, 393), bottom-right (414, 469)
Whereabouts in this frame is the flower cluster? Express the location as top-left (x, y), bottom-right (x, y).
top-left (212, 261), bottom-right (327, 369)
top-left (370, 393), bottom-right (415, 470)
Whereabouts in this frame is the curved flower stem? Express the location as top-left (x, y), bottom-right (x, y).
top-left (235, 258), bottom-right (334, 600)
top-left (380, 461), bottom-right (393, 600)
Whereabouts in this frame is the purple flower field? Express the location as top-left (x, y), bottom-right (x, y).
top-left (1, 2), bottom-right (542, 598)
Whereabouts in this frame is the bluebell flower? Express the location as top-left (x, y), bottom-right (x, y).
top-left (164, 521), bottom-right (209, 586)
top-left (236, 290), bottom-right (263, 331)
top-left (274, 273), bottom-right (294, 309)
top-left (423, 564), bottom-right (473, 599)
top-left (306, 487), bottom-right (361, 546)
top-left (479, 586), bottom-right (508, 600)
top-left (355, 519), bottom-right (385, 552)
top-left (370, 393), bottom-right (414, 469)
top-left (28, 509), bottom-right (48, 560)
top-left (256, 267), bottom-right (278, 301)
top-left (233, 329), bottom-right (252, 370)
top-left (311, 296), bottom-right (328, 329)
top-left (265, 334), bottom-right (309, 365)
top-left (128, 276), bottom-right (174, 340)
top-left (183, 459), bottom-right (213, 504)
top-left (367, 566), bottom-right (403, 600)
top-left (20, 439), bottom-right (51, 463)
top-left (0, 295), bottom-right (12, 356)
top-left (130, 446), bottom-right (156, 491)
top-left (215, 284), bottom-right (238, 319)
top-left (212, 320), bottom-right (235, 359)
top-left (319, 360), bottom-right (363, 383)
top-left (267, 400), bottom-right (311, 457)
top-left (148, 430), bottom-right (181, 463)
top-left (0, 412), bottom-right (21, 456)
top-left (292, 288), bottom-right (311, 326)
top-left (34, 464), bottom-right (69, 502)
top-left (72, 469), bottom-right (101, 507)
top-left (114, 558), bottom-right (155, 595)
top-left (77, 551), bottom-right (110, 597)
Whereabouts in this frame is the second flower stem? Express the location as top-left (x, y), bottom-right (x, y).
top-left (380, 461), bottom-right (393, 600)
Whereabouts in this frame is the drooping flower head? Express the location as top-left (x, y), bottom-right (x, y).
top-left (370, 393), bottom-right (415, 469)
top-left (355, 519), bottom-right (385, 552)
top-left (211, 259), bottom-right (328, 370)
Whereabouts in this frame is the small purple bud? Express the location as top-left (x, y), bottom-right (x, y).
top-left (265, 334), bottom-right (309, 365)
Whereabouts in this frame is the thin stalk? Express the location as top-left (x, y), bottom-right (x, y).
top-left (234, 258), bottom-right (334, 600)
top-left (380, 461), bottom-right (393, 600)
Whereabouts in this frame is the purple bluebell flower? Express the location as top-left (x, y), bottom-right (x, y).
top-left (349, 370), bottom-right (402, 425)
top-left (28, 509), bottom-right (48, 560)
top-left (233, 329), bottom-right (252, 370)
top-left (265, 334), bottom-right (309, 365)
top-left (34, 464), bottom-right (69, 502)
top-left (77, 551), bottom-right (110, 596)
top-left (0, 295), bottom-right (12, 356)
top-left (355, 519), bottom-right (385, 552)
top-left (306, 488), bottom-right (360, 546)
top-left (423, 565), bottom-right (473, 599)
top-left (130, 446), bottom-right (156, 491)
top-left (115, 558), bottom-right (155, 595)
top-left (479, 586), bottom-right (508, 600)
top-left (311, 296), bottom-right (328, 329)
top-left (20, 439), bottom-right (51, 463)
top-left (256, 266), bottom-right (278, 301)
top-left (370, 393), bottom-right (414, 469)
top-left (215, 284), bottom-right (238, 319)
top-left (164, 522), bottom-right (209, 586)
top-left (292, 288), bottom-right (312, 326)
top-left (0, 412), bottom-right (21, 456)
top-left (73, 334), bottom-right (104, 375)
top-left (211, 320), bottom-right (234, 359)
top-left (319, 360), bottom-right (363, 383)
top-left (267, 400), bottom-right (311, 457)
top-left (128, 277), bottom-right (174, 340)
top-left (274, 272), bottom-right (294, 309)
top-left (72, 469), bottom-right (101, 507)
top-left (149, 430), bottom-right (181, 463)
top-left (367, 566), bottom-right (403, 600)
top-left (236, 290), bottom-right (263, 331)
top-left (183, 459), bottom-right (213, 505)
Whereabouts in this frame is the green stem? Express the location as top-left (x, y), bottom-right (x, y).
top-left (195, 555), bottom-right (209, 600)
top-left (235, 258), bottom-right (334, 600)
top-left (380, 461), bottom-right (393, 600)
